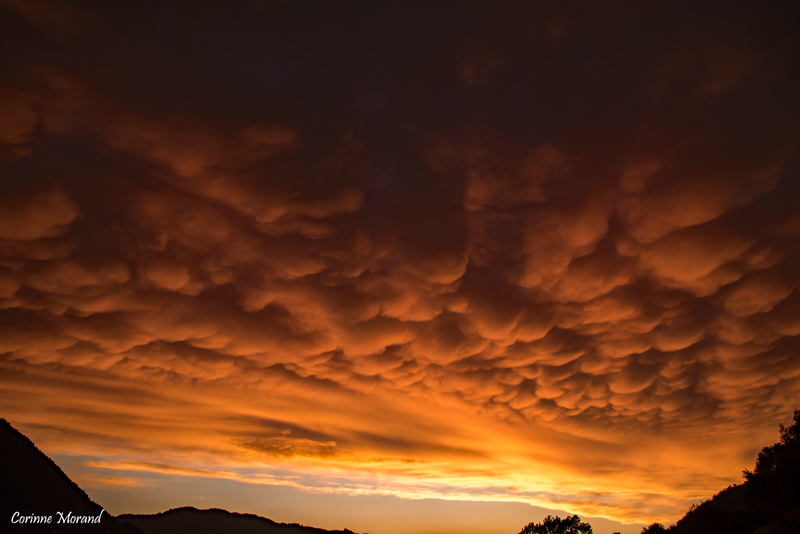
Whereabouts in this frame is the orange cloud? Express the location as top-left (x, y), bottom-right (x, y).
top-left (0, 187), bottom-right (78, 241)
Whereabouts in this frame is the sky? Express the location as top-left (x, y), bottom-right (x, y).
top-left (1, 1), bottom-right (799, 533)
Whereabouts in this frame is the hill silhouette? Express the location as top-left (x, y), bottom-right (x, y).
top-left (641, 409), bottom-right (800, 534)
top-left (0, 418), bottom-right (142, 533)
top-left (0, 418), bottom-right (361, 534)
top-left (118, 507), bottom-right (360, 534)
top-left (10, 411), bottom-right (800, 534)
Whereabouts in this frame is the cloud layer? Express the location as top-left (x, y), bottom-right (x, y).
top-left (1, 0), bottom-right (800, 527)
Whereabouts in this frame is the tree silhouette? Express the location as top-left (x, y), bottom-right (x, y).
top-left (742, 409), bottom-right (800, 483)
top-left (666, 409), bottom-right (800, 534)
top-left (518, 514), bottom-right (592, 534)
top-left (640, 523), bottom-right (668, 534)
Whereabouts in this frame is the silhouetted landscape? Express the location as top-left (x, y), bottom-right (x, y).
top-left (4, 412), bottom-right (800, 534)
top-left (0, 419), bottom-right (360, 534)
top-left (638, 410), bottom-right (800, 534)
top-left (0, 419), bottom-right (140, 534)
top-left (119, 508), bottom-right (358, 534)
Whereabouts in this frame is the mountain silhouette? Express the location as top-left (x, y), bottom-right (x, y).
top-left (118, 507), bottom-right (360, 534)
top-left (0, 418), bottom-right (142, 533)
top-left (641, 409), bottom-right (800, 534)
top-left (1, 418), bottom-right (361, 534)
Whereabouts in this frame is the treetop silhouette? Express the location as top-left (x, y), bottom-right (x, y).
top-left (638, 409), bottom-right (800, 534)
top-left (518, 514), bottom-right (592, 534)
top-left (742, 408), bottom-right (800, 482)
top-left (640, 523), bottom-right (667, 534)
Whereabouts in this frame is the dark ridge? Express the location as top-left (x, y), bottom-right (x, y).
top-left (0, 418), bottom-right (142, 533)
top-left (641, 409), bottom-right (800, 534)
top-left (117, 507), bottom-right (361, 534)
top-left (1, 418), bottom-right (362, 534)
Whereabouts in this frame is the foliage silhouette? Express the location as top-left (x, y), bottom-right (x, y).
top-left (742, 409), bottom-right (800, 484)
top-left (644, 409), bottom-right (800, 534)
top-left (518, 514), bottom-right (592, 534)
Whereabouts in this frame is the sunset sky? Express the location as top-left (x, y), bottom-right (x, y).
top-left (1, 2), bottom-right (800, 534)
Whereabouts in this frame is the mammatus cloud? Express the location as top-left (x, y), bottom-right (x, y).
top-left (1, 0), bottom-right (799, 528)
